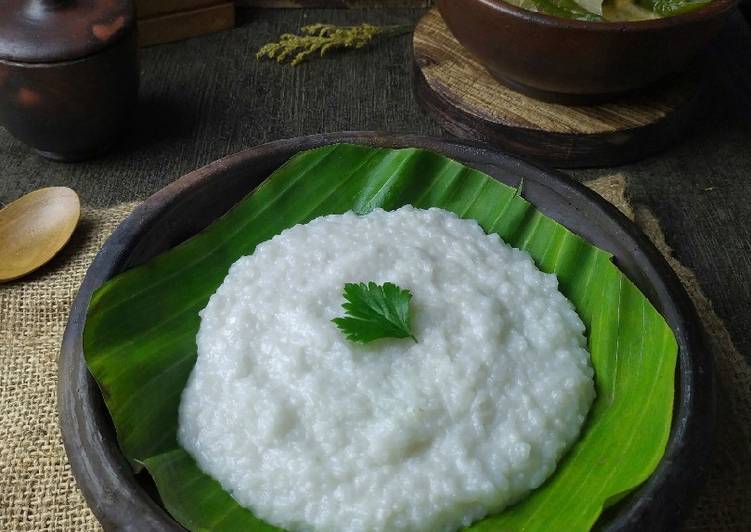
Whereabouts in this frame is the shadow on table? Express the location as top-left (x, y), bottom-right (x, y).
top-left (112, 94), bottom-right (200, 158)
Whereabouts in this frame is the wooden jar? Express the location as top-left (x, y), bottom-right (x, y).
top-left (0, 0), bottom-right (139, 161)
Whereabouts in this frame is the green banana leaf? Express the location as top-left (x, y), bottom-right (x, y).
top-left (84, 144), bottom-right (677, 531)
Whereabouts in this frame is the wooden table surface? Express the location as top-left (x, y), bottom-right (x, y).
top-left (1, 7), bottom-right (749, 366)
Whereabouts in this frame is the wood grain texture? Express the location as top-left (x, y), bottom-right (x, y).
top-left (136, 0), bottom-right (224, 19)
top-left (413, 8), bottom-right (700, 168)
top-left (0, 187), bottom-right (80, 282)
top-left (137, 3), bottom-right (235, 47)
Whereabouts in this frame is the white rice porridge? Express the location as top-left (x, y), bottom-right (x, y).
top-left (178, 205), bottom-right (595, 532)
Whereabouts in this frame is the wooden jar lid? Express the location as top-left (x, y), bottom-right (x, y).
top-left (413, 8), bottom-right (701, 168)
top-left (0, 0), bottom-right (135, 63)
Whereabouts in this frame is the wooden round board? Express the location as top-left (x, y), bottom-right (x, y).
top-left (413, 8), bottom-right (701, 168)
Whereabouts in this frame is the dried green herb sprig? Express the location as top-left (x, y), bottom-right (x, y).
top-left (257, 23), bottom-right (412, 66)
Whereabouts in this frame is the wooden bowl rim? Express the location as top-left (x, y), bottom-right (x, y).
top-left (468, 0), bottom-right (738, 31)
top-left (58, 132), bottom-right (713, 531)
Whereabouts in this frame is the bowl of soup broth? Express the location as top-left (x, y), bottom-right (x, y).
top-left (437, 0), bottom-right (737, 102)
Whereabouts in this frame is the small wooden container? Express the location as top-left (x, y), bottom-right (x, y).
top-left (0, 0), bottom-right (140, 162)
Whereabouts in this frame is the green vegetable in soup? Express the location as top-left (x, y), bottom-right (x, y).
top-left (603, 0), bottom-right (660, 20)
top-left (637, 0), bottom-right (712, 16)
top-left (506, 0), bottom-right (711, 20)
top-left (531, 0), bottom-right (605, 21)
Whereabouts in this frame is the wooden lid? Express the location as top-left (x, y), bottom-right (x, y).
top-left (0, 0), bottom-right (135, 64)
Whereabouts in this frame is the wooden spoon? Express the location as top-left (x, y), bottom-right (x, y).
top-left (0, 187), bottom-right (80, 283)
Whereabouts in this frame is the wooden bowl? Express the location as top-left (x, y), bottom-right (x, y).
top-left (59, 133), bottom-right (712, 530)
top-left (437, 0), bottom-right (738, 103)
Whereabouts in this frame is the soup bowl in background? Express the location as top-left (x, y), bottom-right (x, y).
top-left (436, 0), bottom-right (738, 103)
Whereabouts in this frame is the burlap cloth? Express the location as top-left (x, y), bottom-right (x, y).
top-left (1, 176), bottom-right (749, 531)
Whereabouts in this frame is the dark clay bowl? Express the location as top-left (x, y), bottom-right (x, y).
top-left (437, 0), bottom-right (738, 103)
top-left (59, 133), bottom-right (712, 531)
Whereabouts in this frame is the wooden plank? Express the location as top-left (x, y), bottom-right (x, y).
top-left (236, 1), bottom-right (433, 7)
top-left (136, 0), bottom-right (225, 19)
top-left (138, 3), bottom-right (235, 47)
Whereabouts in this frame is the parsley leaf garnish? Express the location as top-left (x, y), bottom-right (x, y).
top-left (332, 282), bottom-right (417, 344)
